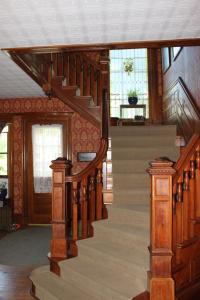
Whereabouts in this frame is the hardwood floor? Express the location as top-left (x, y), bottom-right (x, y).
top-left (0, 265), bottom-right (35, 300)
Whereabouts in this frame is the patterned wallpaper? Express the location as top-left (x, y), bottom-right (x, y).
top-left (0, 97), bottom-right (101, 214)
top-left (12, 116), bottom-right (24, 214)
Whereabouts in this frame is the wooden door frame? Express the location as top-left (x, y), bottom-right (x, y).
top-left (23, 112), bottom-right (72, 224)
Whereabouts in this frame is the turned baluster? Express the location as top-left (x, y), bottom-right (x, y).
top-left (76, 55), bottom-right (81, 87)
top-left (90, 67), bottom-right (95, 104)
top-left (96, 165), bottom-right (103, 220)
top-left (175, 178), bottom-right (184, 245)
top-left (68, 54), bottom-right (75, 85)
top-left (195, 147), bottom-right (200, 217)
top-left (80, 178), bottom-right (88, 239)
top-left (80, 61), bottom-right (84, 96)
top-left (56, 53), bottom-right (62, 76)
top-left (89, 174), bottom-right (96, 222)
top-left (189, 157), bottom-right (196, 237)
top-left (71, 181), bottom-right (78, 257)
top-left (196, 147), bottom-right (200, 170)
top-left (183, 169), bottom-right (190, 241)
top-left (85, 64), bottom-right (91, 96)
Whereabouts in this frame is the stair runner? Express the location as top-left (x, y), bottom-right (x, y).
top-left (31, 125), bottom-right (179, 300)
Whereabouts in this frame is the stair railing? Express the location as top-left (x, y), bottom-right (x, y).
top-left (147, 133), bottom-right (200, 300)
top-left (49, 76), bottom-right (109, 274)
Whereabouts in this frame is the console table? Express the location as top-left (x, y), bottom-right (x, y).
top-left (120, 104), bottom-right (146, 119)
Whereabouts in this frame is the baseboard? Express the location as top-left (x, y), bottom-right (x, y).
top-left (132, 291), bottom-right (150, 300)
top-left (13, 213), bottom-right (28, 227)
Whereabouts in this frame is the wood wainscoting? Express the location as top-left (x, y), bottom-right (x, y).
top-left (163, 77), bottom-right (200, 143)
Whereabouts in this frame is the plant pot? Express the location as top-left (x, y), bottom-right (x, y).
top-left (128, 96), bottom-right (138, 105)
top-left (0, 188), bottom-right (7, 201)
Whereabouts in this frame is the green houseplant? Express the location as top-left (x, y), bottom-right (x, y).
top-left (127, 89), bottom-right (138, 105)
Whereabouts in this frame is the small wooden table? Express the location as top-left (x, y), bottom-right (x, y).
top-left (120, 104), bottom-right (146, 119)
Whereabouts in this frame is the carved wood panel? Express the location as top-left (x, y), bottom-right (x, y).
top-left (163, 77), bottom-right (200, 143)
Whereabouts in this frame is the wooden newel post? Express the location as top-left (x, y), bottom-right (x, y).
top-left (147, 158), bottom-right (176, 300)
top-left (50, 157), bottom-right (72, 259)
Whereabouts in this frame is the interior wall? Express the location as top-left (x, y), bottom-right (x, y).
top-left (0, 97), bottom-right (100, 217)
top-left (163, 46), bottom-right (200, 111)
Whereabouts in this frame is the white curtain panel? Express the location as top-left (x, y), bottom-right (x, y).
top-left (32, 124), bottom-right (63, 193)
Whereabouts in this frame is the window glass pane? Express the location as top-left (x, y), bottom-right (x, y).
top-left (32, 124), bottom-right (63, 193)
top-left (110, 49), bottom-right (149, 119)
top-left (0, 154), bottom-right (7, 175)
top-left (0, 133), bottom-right (8, 153)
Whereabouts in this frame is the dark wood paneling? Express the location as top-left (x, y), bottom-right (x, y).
top-left (163, 46), bottom-right (200, 112)
top-left (163, 77), bottom-right (200, 142)
top-left (148, 48), bottom-right (163, 124)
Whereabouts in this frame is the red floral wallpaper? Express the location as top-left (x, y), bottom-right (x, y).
top-left (12, 116), bottom-right (24, 214)
top-left (0, 97), bottom-right (100, 215)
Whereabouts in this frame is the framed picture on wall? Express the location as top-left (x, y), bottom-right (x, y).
top-left (172, 47), bottom-right (182, 60)
top-left (162, 47), bottom-right (171, 73)
top-left (77, 152), bottom-right (96, 162)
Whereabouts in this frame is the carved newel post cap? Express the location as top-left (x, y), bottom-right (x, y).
top-left (147, 157), bottom-right (175, 175)
top-left (50, 157), bottom-right (72, 170)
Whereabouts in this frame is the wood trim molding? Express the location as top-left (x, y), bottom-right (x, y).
top-left (3, 38), bottom-right (200, 54)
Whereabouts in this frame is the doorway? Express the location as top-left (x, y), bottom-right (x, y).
top-left (25, 116), bottom-right (71, 224)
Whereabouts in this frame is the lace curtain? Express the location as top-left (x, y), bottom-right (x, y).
top-left (32, 124), bottom-right (63, 193)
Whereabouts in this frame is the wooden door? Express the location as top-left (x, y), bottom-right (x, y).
top-left (25, 116), bottom-right (71, 224)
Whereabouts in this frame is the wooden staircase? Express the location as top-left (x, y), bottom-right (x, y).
top-left (4, 46), bottom-right (200, 299)
top-left (30, 125), bottom-right (180, 299)
top-left (5, 49), bottom-right (110, 129)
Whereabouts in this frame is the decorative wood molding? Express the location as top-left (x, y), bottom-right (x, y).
top-left (163, 77), bottom-right (200, 143)
top-left (3, 38), bottom-right (200, 54)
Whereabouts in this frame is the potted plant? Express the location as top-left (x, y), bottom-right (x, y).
top-left (127, 89), bottom-right (138, 105)
top-left (123, 58), bottom-right (134, 75)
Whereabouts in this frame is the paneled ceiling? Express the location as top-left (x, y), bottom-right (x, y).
top-left (0, 0), bottom-right (200, 98)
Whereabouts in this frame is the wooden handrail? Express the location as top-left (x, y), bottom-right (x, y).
top-left (65, 138), bottom-right (107, 182)
top-left (174, 133), bottom-right (200, 179)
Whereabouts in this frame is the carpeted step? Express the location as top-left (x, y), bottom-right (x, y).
top-left (113, 173), bottom-right (149, 190)
top-left (106, 205), bottom-right (149, 227)
top-left (112, 146), bottom-right (179, 161)
top-left (112, 159), bottom-right (150, 173)
top-left (31, 266), bottom-right (101, 300)
top-left (111, 135), bottom-right (176, 148)
top-left (110, 125), bottom-right (177, 136)
top-left (112, 187), bottom-right (149, 203)
top-left (60, 251), bottom-right (147, 299)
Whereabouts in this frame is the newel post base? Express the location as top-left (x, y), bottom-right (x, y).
top-left (50, 157), bottom-right (72, 260)
top-left (147, 158), bottom-right (176, 300)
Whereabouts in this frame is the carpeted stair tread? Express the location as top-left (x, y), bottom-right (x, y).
top-left (60, 253), bottom-right (146, 299)
top-left (110, 125), bottom-right (177, 136)
top-left (77, 242), bottom-right (149, 275)
top-left (77, 237), bottom-right (149, 267)
top-left (112, 146), bottom-right (179, 161)
top-left (31, 267), bottom-right (100, 300)
top-left (111, 135), bottom-right (177, 147)
top-left (113, 160), bottom-right (151, 173)
top-left (113, 173), bottom-right (149, 189)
